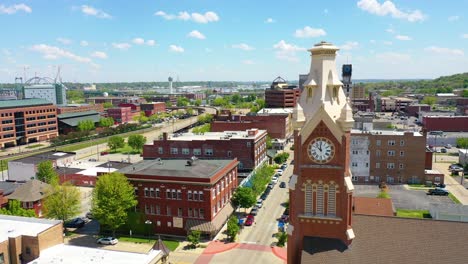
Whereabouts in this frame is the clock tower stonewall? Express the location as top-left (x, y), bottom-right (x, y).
top-left (287, 41), bottom-right (355, 264)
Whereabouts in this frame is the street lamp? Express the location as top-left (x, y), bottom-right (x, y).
top-left (145, 220), bottom-right (153, 242)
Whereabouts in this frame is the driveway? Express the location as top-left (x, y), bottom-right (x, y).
top-left (354, 184), bottom-right (454, 210)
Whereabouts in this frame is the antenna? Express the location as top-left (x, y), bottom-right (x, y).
top-left (55, 65), bottom-right (62, 83)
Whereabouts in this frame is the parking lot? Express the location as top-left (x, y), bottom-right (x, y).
top-left (354, 184), bottom-right (454, 210)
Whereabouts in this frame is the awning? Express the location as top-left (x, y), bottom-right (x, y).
top-left (185, 202), bottom-right (235, 234)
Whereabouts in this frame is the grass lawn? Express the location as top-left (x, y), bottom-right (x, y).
top-left (113, 145), bottom-right (140, 155)
top-left (58, 138), bottom-right (108, 152)
top-left (396, 209), bottom-right (431, 219)
top-left (117, 236), bottom-right (179, 251)
top-left (25, 144), bottom-right (44, 149)
top-left (449, 193), bottom-right (461, 204)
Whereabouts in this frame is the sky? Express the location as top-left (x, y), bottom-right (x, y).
top-left (0, 0), bottom-right (467, 83)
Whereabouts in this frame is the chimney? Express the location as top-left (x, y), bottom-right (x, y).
top-left (163, 132), bottom-right (168, 141)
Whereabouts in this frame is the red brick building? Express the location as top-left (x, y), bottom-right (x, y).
top-left (265, 77), bottom-right (301, 108)
top-left (7, 180), bottom-right (50, 217)
top-left (422, 116), bottom-right (468, 132)
top-left (0, 99), bottom-right (58, 148)
top-left (107, 107), bottom-right (134, 124)
top-left (86, 96), bottom-right (145, 106)
top-left (118, 158), bottom-right (238, 237)
top-left (141, 102), bottom-right (166, 117)
top-left (211, 114), bottom-right (291, 139)
top-left (57, 104), bottom-right (104, 115)
top-left (405, 104), bottom-right (430, 117)
top-left (143, 129), bottom-right (267, 171)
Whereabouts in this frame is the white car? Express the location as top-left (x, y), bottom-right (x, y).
top-left (256, 199), bottom-right (263, 208)
top-left (271, 177), bottom-right (279, 184)
top-left (97, 237), bottom-right (118, 245)
top-left (275, 169), bottom-right (284, 175)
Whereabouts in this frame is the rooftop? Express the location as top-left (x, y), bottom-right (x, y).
top-left (166, 129), bottom-right (266, 141)
top-left (0, 181), bottom-right (23, 196)
top-left (57, 110), bottom-right (99, 119)
top-left (257, 108), bottom-right (294, 115)
top-left (353, 197), bottom-right (394, 217)
top-left (351, 129), bottom-right (422, 137)
top-left (0, 98), bottom-right (53, 109)
top-left (0, 215), bottom-right (60, 242)
top-left (118, 159), bottom-right (235, 179)
top-left (10, 151), bottom-right (75, 164)
top-left (7, 179), bottom-right (50, 202)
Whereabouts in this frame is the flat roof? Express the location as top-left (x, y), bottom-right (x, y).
top-left (10, 151), bottom-right (75, 164)
top-left (57, 110), bottom-right (99, 119)
top-left (257, 108), bottom-right (294, 115)
top-left (0, 98), bottom-right (53, 109)
top-left (351, 129), bottom-right (422, 137)
top-left (168, 129), bottom-right (266, 141)
top-left (28, 244), bottom-right (161, 264)
top-left (0, 215), bottom-right (60, 242)
top-left (119, 159), bottom-right (235, 179)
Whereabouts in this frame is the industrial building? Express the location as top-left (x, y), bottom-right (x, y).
top-left (21, 77), bottom-right (67, 105)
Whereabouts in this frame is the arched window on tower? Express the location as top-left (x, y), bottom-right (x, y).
top-left (328, 183), bottom-right (337, 216)
top-left (307, 87), bottom-right (313, 98)
top-left (316, 183), bottom-right (324, 215)
top-left (304, 183), bottom-right (313, 216)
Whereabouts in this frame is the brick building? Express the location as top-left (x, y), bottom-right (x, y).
top-left (211, 114), bottom-right (291, 140)
top-left (57, 103), bottom-right (104, 115)
top-left (118, 158), bottom-right (238, 237)
top-left (349, 130), bottom-right (441, 184)
top-left (380, 96), bottom-right (417, 112)
top-left (85, 96), bottom-right (145, 106)
top-left (0, 99), bottom-right (58, 148)
top-left (107, 107), bottom-right (134, 124)
top-left (143, 129), bottom-right (267, 171)
top-left (422, 116), bottom-right (468, 132)
top-left (265, 77), bottom-right (301, 108)
top-left (57, 110), bottom-right (101, 134)
top-left (141, 102), bottom-right (166, 117)
top-left (6, 180), bottom-right (50, 217)
top-left (405, 104), bottom-right (431, 117)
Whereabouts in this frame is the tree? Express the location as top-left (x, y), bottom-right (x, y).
top-left (187, 230), bottom-right (201, 248)
top-left (43, 181), bottom-right (81, 222)
top-left (194, 99), bottom-right (202, 106)
top-left (226, 215), bottom-right (240, 242)
top-left (377, 190), bottom-right (391, 199)
top-left (66, 90), bottom-right (84, 103)
top-left (266, 136), bottom-right (273, 149)
top-left (165, 101), bottom-right (173, 107)
top-left (127, 134), bottom-right (147, 152)
top-left (103, 102), bottom-right (113, 109)
top-left (421, 96), bottom-right (437, 106)
top-left (0, 200), bottom-right (36, 217)
top-left (456, 138), bottom-right (468, 149)
top-left (231, 187), bottom-right (256, 211)
top-left (92, 172), bottom-right (137, 237)
top-left (274, 153), bottom-right (290, 164)
top-left (36, 160), bottom-right (59, 183)
top-left (77, 119), bottom-right (95, 132)
top-left (177, 97), bottom-right (189, 107)
top-left (275, 231), bottom-right (288, 247)
top-left (462, 89), bottom-right (468, 97)
top-left (99, 117), bottom-right (114, 128)
top-left (186, 107), bottom-right (194, 116)
top-left (108, 136), bottom-right (125, 152)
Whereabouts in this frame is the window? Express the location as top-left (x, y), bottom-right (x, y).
top-left (199, 191), bottom-right (204, 201)
top-left (316, 184), bottom-right (324, 215)
top-left (167, 222), bottom-right (172, 227)
top-left (435, 176), bottom-right (441, 182)
top-left (178, 208), bottom-right (183, 217)
top-left (145, 204), bottom-right (149, 214)
top-left (399, 163), bottom-right (404, 169)
top-left (328, 184), bottom-right (336, 216)
top-left (158, 147), bottom-right (163, 154)
top-left (193, 191), bottom-right (199, 201)
top-left (157, 221), bottom-right (161, 226)
top-left (212, 189), bottom-right (216, 199)
top-left (193, 148), bottom-right (201, 155)
top-left (376, 162), bottom-right (380, 169)
top-left (352, 139), bottom-right (358, 145)
top-left (246, 142), bottom-right (251, 147)
top-left (182, 148), bottom-right (190, 155)
top-left (188, 191), bottom-right (193, 200)
top-left (388, 140), bottom-right (395, 146)
top-left (167, 206), bottom-right (171, 216)
top-left (400, 140), bottom-right (405, 146)
top-left (365, 162), bottom-right (369, 168)
top-left (177, 190), bottom-right (182, 200)
top-left (170, 147), bottom-right (178, 154)
top-left (166, 189), bottom-right (171, 199)
top-left (376, 150), bottom-right (381, 157)
top-left (352, 150), bottom-right (358, 155)
top-left (172, 189), bottom-right (177, 199)
top-left (188, 208), bottom-right (192, 217)
top-left (387, 163), bottom-right (395, 169)
top-left (227, 151), bottom-right (232, 157)
top-left (351, 162), bottom-right (358, 167)
top-left (134, 187), bottom-right (138, 196)
top-left (400, 151), bottom-right (404, 157)
top-left (216, 184), bottom-right (220, 194)
top-left (199, 208), bottom-right (205, 218)
top-left (376, 140), bottom-right (381, 146)
top-left (150, 205), bottom-right (155, 214)
top-left (221, 180), bottom-right (225, 190)
top-left (205, 148), bottom-right (213, 156)
top-left (144, 188), bottom-right (149, 197)
top-left (156, 205), bottom-right (161, 215)
top-left (304, 183), bottom-right (313, 216)
top-left (193, 208), bottom-right (198, 218)
top-left (0, 252), bottom-right (4, 264)
top-left (387, 150), bottom-right (395, 156)
top-left (156, 188), bottom-right (160, 198)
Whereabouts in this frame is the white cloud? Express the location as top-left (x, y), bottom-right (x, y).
top-left (340, 41), bottom-right (359, 50)
top-left (91, 51), bottom-right (108, 59)
top-left (188, 30), bottom-right (206, 40)
top-left (273, 40), bottom-right (306, 62)
top-left (232, 43), bottom-right (254, 51)
top-left (132, 38), bottom-right (145, 45)
top-left (424, 46), bottom-right (464, 56)
top-left (395, 35), bottom-right (412, 40)
top-left (155, 10), bottom-right (219, 23)
top-left (112, 43), bottom-right (131, 50)
top-left (265, 18), bottom-right (275, 23)
top-left (0, 3), bottom-right (31, 14)
top-left (56, 37), bottom-right (72, 45)
top-left (81, 5), bottom-right (111, 19)
top-left (31, 44), bottom-right (92, 63)
top-left (448, 15), bottom-right (459, 22)
top-left (294, 26), bottom-right (326, 38)
top-left (80, 40), bottom-right (89, 47)
top-left (357, 0), bottom-right (425, 22)
top-left (146, 40), bottom-right (156, 46)
top-left (461, 34), bottom-right (468, 39)
top-left (242, 60), bottom-right (255, 65)
top-left (169, 45), bottom-right (184, 53)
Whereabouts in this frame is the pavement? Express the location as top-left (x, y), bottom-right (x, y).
top-left (432, 162), bottom-right (468, 205)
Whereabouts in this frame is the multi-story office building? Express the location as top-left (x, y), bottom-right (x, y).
top-left (118, 158), bottom-right (238, 237)
top-left (265, 77), bottom-right (301, 108)
top-left (23, 82), bottom-right (67, 105)
top-left (141, 102), bottom-right (166, 117)
top-left (107, 107), bottom-right (134, 124)
top-left (0, 99), bottom-right (58, 148)
top-left (143, 129), bottom-right (267, 171)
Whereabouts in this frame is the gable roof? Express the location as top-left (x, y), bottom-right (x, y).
top-left (301, 214), bottom-right (468, 264)
top-left (7, 180), bottom-right (50, 202)
top-left (353, 197), bottom-right (395, 217)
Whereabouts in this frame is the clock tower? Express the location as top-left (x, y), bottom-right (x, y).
top-left (287, 41), bottom-right (355, 264)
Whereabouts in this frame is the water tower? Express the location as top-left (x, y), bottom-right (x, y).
top-left (168, 76), bottom-right (173, 94)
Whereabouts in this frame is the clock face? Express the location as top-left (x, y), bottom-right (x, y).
top-left (343, 65), bottom-right (352, 75)
top-left (308, 137), bottom-right (335, 163)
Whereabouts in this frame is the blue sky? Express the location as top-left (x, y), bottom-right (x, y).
top-left (0, 0), bottom-right (467, 83)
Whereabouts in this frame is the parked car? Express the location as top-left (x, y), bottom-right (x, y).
top-left (250, 207), bottom-right (258, 216)
top-left (85, 212), bottom-right (93, 219)
top-left (434, 183), bottom-right (446, 188)
top-left (449, 164), bottom-right (464, 172)
top-left (427, 188), bottom-right (449, 196)
top-left (275, 169), bottom-right (284, 175)
top-left (64, 218), bottom-right (85, 228)
top-left (280, 214), bottom-right (289, 223)
top-left (97, 237), bottom-right (118, 245)
top-left (264, 188), bottom-right (271, 195)
top-left (271, 177), bottom-right (279, 184)
top-left (445, 144), bottom-right (452, 149)
top-left (100, 151), bottom-right (109, 156)
top-left (279, 181), bottom-right (287, 188)
top-left (267, 183), bottom-right (274, 189)
top-left (256, 199), bottom-right (263, 208)
top-left (260, 192), bottom-right (268, 200)
top-left (88, 158), bottom-right (97, 162)
top-left (441, 148), bottom-right (447, 153)
top-left (245, 215), bottom-right (255, 226)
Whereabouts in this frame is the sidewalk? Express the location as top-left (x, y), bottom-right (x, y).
top-left (433, 162), bottom-right (468, 205)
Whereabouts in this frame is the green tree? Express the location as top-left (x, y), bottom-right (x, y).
top-left (99, 117), bottom-right (114, 128)
top-left (43, 181), bottom-right (81, 222)
top-left (421, 96), bottom-right (437, 106)
top-left (77, 119), bottom-right (95, 132)
top-left (177, 97), bottom-right (189, 107)
top-left (103, 102), bottom-right (113, 109)
top-left (231, 187), bottom-right (256, 212)
top-left (127, 134), bottom-right (147, 152)
top-left (186, 107), bottom-right (194, 116)
top-left (108, 136), bottom-right (125, 152)
top-left (0, 200), bottom-right (36, 217)
top-left (194, 99), bottom-right (202, 106)
top-left (197, 114), bottom-right (213, 124)
top-left (187, 230), bottom-right (201, 248)
top-left (274, 153), bottom-right (290, 164)
top-left (212, 97), bottom-right (228, 107)
top-left (226, 215), bottom-right (240, 242)
top-left (192, 123), bottom-right (211, 134)
top-left (67, 90), bottom-right (84, 103)
top-left (462, 89), bottom-right (468, 97)
top-left (92, 172), bottom-right (137, 237)
top-left (275, 231), bottom-right (288, 247)
top-left (266, 136), bottom-right (273, 149)
top-left (456, 138), bottom-right (468, 149)
top-left (166, 101), bottom-right (173, 107)
top-left (377, 190), bottom-right (391, 199)
top-left (36, 160), bottom-right (59, 183)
